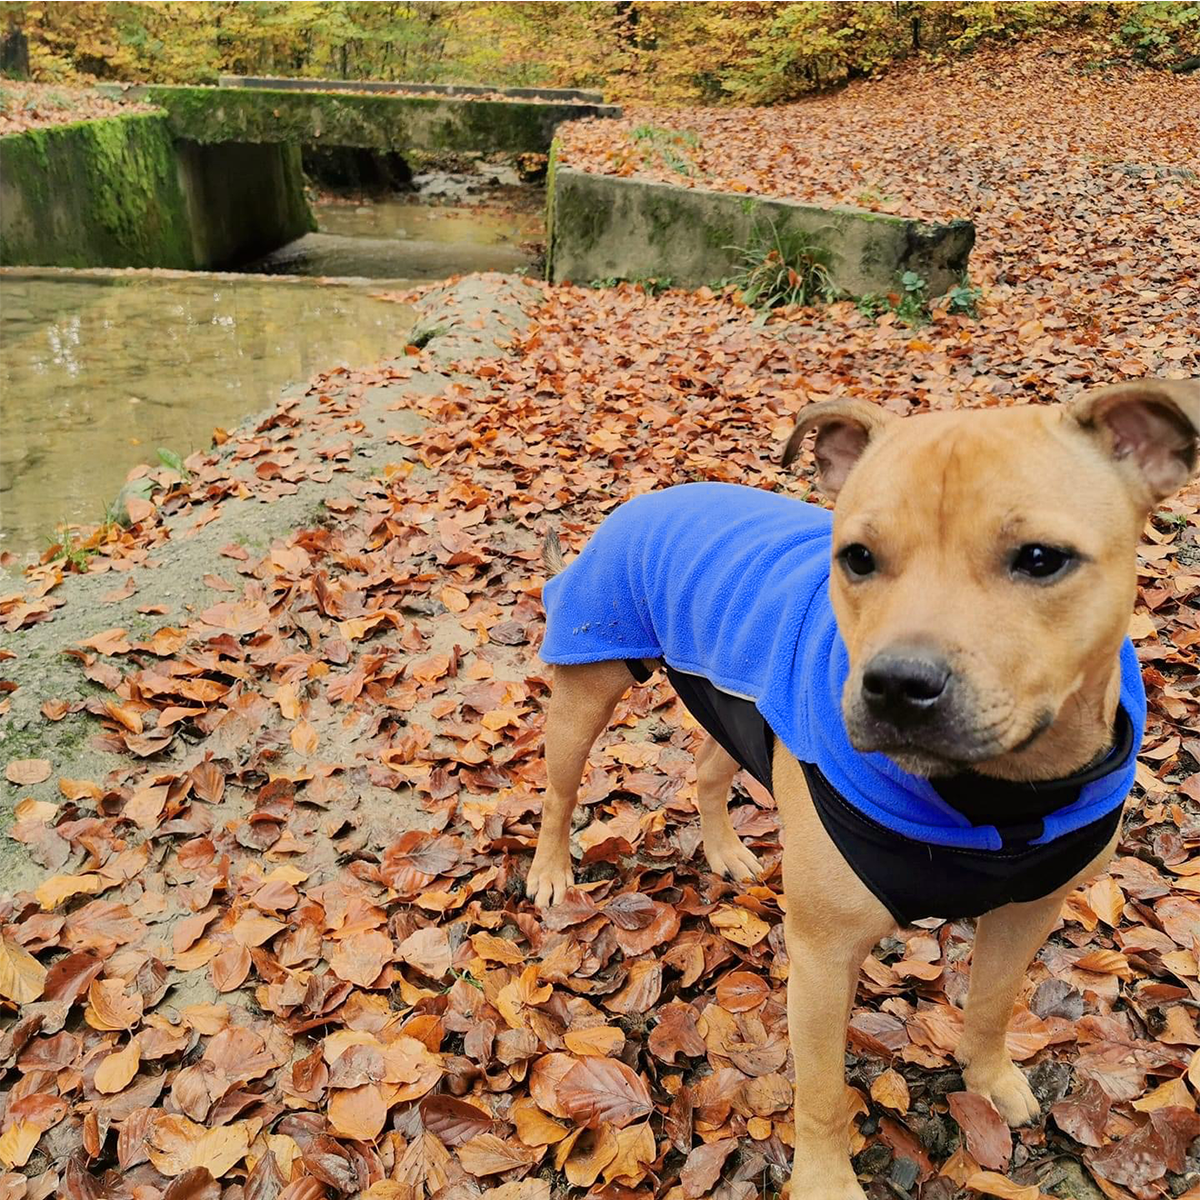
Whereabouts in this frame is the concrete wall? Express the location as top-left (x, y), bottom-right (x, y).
top-left (107, 85), bottom-right (621, 156)
top-left (547, 165), bottom-right (975, 298)
top-left (219, 75), bottom-right (604, 104)
top-left (0, 114), bottom-right (313, 270)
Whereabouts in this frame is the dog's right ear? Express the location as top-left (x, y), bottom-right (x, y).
top-left (782, 399), bottom-right (898, 498)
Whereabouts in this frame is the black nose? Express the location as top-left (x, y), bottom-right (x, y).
top-left (862, 652), bottom-right (951, 721)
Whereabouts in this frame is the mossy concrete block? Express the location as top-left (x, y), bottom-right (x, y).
top-left (0, 113), bottom-right (314, 269)
top-left (547, 167), bottom-right (975, 297)
top-left (125, 84), bottom-right (621, 156)
top-left (0, 113), bottom-right (195, 268)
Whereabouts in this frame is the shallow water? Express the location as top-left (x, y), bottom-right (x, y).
top-left (251, 196), bottom-right (542, 279)
top-left (0, 273), bottom-right (414, 562)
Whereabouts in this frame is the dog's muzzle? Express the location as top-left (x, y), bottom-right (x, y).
top-left (845, 647), bottom-right (998, 769)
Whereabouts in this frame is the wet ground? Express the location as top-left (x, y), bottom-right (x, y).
top-left (0, 273), bottom-right (414, 562)
top-left (0, 178), bottom-right (543, 563)
top-left (250, 192), bottom-right (542, 279)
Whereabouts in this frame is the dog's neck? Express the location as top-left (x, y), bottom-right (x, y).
top-left (974, 659), bottom-right (1124, 784)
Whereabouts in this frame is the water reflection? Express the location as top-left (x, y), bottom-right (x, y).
top-left (0, 273), bottom-right (414, 561)
top-left (251, 197), bottom-right (542, 279)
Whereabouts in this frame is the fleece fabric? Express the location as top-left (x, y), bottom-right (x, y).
top-left (540, 482), bottom-right (1145, 852)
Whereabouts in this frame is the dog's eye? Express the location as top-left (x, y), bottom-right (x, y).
top-left (839, 543), bottom-right (876, 577)
top-left (1012, 544), bottom-right (1074, 580)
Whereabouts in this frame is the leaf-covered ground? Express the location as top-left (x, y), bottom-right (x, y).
top-left (0, 82), bottom-right (156, 136)
top-left (2, 45), bottom-right (1200, 1200)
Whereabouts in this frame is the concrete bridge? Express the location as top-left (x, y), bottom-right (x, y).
top-left (102, 81), bottom-right (620, 157)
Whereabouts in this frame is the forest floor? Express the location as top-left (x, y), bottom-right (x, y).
top-left (0, 81), bottom-right (155, 135)
top-left (1, 44), bottom-right (1200, 1200)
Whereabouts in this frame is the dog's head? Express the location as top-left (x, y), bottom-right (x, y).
top-left (784, 381), bottom-right (1199, 779)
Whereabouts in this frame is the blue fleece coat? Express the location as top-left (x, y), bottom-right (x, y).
top-left (540, 482), bottom-right (1144, 851)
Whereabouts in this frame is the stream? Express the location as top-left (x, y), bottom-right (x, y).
top-left (0, 188), bottom-right (541, 564)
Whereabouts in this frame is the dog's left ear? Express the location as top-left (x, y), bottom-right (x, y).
top-left (1068, 379), bottom-right (1200, 504)
top-left (782, 399), bottom-right (898, 498)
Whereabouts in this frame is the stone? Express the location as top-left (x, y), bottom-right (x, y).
top-left (547, 163), bottom-right (974, 299)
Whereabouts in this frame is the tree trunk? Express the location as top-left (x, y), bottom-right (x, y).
top-left (1, 26), bottom-right (30, 79)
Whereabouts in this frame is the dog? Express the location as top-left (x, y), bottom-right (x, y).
top-left (529, 379), bottom-right (1198, 1200)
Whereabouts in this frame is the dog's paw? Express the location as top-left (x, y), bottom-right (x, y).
top-left (526, 856), bottom-right (574, 909)
top-left (963, 1061), bottom-right (1040, 1126)
top-left (704, 835), bottom-right (762, 883)
top-left (783, 1173), bottom-right (867, 1200)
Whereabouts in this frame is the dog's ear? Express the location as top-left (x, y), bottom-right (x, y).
top-left (1068, 380), bottom-right (1200, 504)
top-left (782, 399), bottom-right (898, 498)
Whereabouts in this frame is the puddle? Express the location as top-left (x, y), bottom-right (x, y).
top-left (251, 195), bottom-right (543, 279)
top-left (0, 272), bottom-right (414, 563)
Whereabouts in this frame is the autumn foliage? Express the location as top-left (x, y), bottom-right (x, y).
top-left (3, 2), bottom-right (1198, 102)
top-left (1, 29), bottom-right (1200, 1200)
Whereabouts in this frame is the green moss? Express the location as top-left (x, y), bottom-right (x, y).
top-left (544, 137), bottom-right (561, 279)
top-left (554, 173), bottom-right (612, 261)
top-left (0, 113), bottom-right (195, 268)
top-left (139, 85), bottom-right (592, 156)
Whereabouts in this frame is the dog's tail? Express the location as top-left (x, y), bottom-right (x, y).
top-left (543, 529), bottom-right (567, 579)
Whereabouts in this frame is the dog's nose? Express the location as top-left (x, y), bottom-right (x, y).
top-left (862, 652), bottom-right (951, 721)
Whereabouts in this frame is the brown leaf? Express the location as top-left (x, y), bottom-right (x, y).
top-left (84, 977), bottom-right (143, 1030)
top-left (715, 971), bottom-right (769, 1012)
top-left (870, 1068), bottom-right (910, 1115)
top-left (330, 930), bottom-right (393, 988)
top-left (5, 758), bottom-right (51, 785)
top-left (161, 1169), bottom-right (220, 1200)
top-left (680, 1138), bottom-right (737, 1198)
top-left (603, 960), bottom-right (662, 1015)
top-left (211, 944), bottom-right (252, 992)
top-left (948, 1092), bottom-right (1012, 1172)
top-left (397, 926), bottom-right (452, 980)
top-left (559, 1057), bottom-right (652, 1129)
top-left (563, 1026), bottom-right (625, 1058)
top-left (457, 1133), bottom-right (536, 1177)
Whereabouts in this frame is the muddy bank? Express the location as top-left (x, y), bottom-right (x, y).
top-left (0, 273), bottom-right (538, 895)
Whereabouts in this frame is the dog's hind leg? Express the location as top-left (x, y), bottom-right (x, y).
top-left (695, 736), bottom-right (762, 881)
top-left (528, 660), bottom-right (633, 908)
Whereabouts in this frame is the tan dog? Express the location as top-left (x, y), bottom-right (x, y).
top-left (529, 380), bottom-right (1199, 1200)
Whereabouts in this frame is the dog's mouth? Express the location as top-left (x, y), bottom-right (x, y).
top-left (846, 709), bottom-right (1055, 778)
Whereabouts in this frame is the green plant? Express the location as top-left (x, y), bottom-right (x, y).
top-left (156, 446), bottom-right (191, 479)
top-left (588, 275), bottom-right (676, 295)
top-left (856, 184), bottom-right (895, 209)
top-left (946, 281), bottom-right (982, 317)
top-left (727, 219), bottom-right (838, 310)
top-left (45, 524), bottom-right (98, 571)
top-left (629, 124), bottom-right (699, 177)
top-left (855, 271), bottom-right (947, 325)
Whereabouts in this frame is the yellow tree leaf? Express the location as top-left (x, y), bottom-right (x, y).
top-left (291, 719), bottom-right (319, 755)
top-left (564, 1026), bottom-right (626, 1058)
top-left (0, 936), bottom-right (47, 1003)
top-left (35, 872), bottom-right (106, 911)
top-left (94, 1036), bottom-right (142, 1094)
top-left (870, 1068), bottom-right (910, 1115)
top-left (0, 1121), bottom-right (41, 1169)
top-left (329, 1083), bottom-right (388, 1140)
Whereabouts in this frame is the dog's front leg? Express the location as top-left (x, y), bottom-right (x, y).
top-left (956, 833), bottom-right (1118, 1126)
top-left (784, 910), bottom-right (894, 1199)
top-left (955, 895), bottom-right (1063, 1125)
